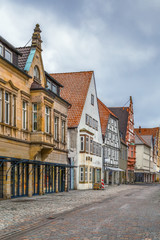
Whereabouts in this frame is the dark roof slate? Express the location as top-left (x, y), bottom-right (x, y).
top-left (109, 107), bottom-right (129, 142)
top-left (16, 46), bottom-right (31, 70)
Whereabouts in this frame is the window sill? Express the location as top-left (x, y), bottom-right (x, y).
top-left (0, 122), bottom-right (18, 129)
top-left (21, 129), bottom-right (30, 133)
top-left (45, 132), bottom-right (53, 137)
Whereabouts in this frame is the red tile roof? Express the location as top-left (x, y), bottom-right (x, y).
top-left (50, 71), bottom-right (93, 128)
top-left (97, 98), bottom-right (118, 136)
top-left (134, 127), bottom-right (159, 138)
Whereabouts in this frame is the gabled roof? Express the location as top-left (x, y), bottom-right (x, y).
top-left (97, 98), bottom-right (118, 136)
top-left (135, 134), bottom-right (151, 148)
top-left (135, 127), bottom-right (159, 138)
top-left (50, 71), bottom-right (93, 128)
top-left (109, 107), bottom-right (129, 142)
top-left (16, 46), bottom-right (31, 70)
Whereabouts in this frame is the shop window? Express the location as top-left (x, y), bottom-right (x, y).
top-left (97, 169), bottom-right (101, 183)
top-left (80, 136), bottom-right (84, 151)
top-left (32, 103), bottom-right (37, 131)
top-left (45, 106), bottom-right (50, 133)
top-left (5, 92), bottom-right (10, 124)
top-left (22, 101), bottom-right (27, 130)
top-left (54, 116), bottom-right (59, 140)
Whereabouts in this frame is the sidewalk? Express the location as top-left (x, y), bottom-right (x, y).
top-left (0, 184), bottom-right (145, 233)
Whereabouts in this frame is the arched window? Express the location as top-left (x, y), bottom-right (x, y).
top-left (34, 66), bottom-right (40, 80)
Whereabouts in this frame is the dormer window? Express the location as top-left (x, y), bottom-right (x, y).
top-left (46, 79), bottom-right (58, 94)
top-left (34, 66), bottom-right (40, 83)
top-left (5, 48), bottom-right (12, 62)
top-left (0, 44), bottom-right (2, 56)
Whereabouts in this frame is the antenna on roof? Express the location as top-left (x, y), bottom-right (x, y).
top-left (24, 38), bottom-right (32, 47)
top-left (122, 98), bottom-right (130, 108)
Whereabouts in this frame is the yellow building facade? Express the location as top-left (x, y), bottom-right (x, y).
top-left (0, 24), bottom-right (71, 199)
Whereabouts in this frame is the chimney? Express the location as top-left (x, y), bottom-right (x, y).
top-left (31, 24), bottom-right (42, 51)
top-left (139, 126), bottom-right (141, 133)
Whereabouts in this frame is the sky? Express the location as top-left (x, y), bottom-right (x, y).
top-left (0, 0), bottom-right (160, 128)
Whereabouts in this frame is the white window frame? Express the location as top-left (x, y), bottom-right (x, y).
top-left (47, 79), bottom-right (51, 90)
top-left (86, 136), bottom-right (89, 153)
top-left (85, 167), bottom-right (88, 182)
top-left (22, 101), bottom-right (27, 130)
top-left (90, 138), bottom-right (93, 154)
top-left (54, 116), bottom-right (58, 140)
top-left (32, 103), bottom-right (37, 131)
top-left (45, 106), bottom-right (50, 133)
top-left (5, 91), bottom-right (10, 124)
top-left (80, 136), bottom-right (84, 151)
top-left (0, 89), bottom-right (2, 122)
top-left (89, 167), bottom-right (92, 182)
top-left (5, 48), bottom-right (12, 62)
top-left (80, 167), bottom-right (84, 182)
top-left (52, 83), bottom-right (57, 94)
top-left (61, 120), bottom-right (65, 143)
top-left (12, 95), bottom-right (15, 126)
top-left (0, 44), bottom-right (3, 56)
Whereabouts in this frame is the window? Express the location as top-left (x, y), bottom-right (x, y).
top-left (90, 138), bottom-right (93, 154)
top-left (86, 136), bottom-right (89, 153)
top-left (91, 94), bottom-right (94, 106)
top-left (47, 79), bottom-right (51, 90)
top-left (61, 120), bottom-right (65, 143)
top-left (0, 45), bottom-right (2, 56)
top-left (5, 48), bottom-right (12, 62)
top-left (89, 168), bottom-right (92, 182)
top-left (93, 141), bottom-right (96, 155)
top-left (86, 114), bottom-right (90, 126)
top-left (131, 147), bottom-right (134, 158)
top-left (80, 136), bottom-right (84, 151)
top-left (85, 167), bottom-right (88, 182)
top-left (22, 101), bottom-right (27, 129)
top-left (0, 89), bottom-right (2, 122)
top-left (45, 106), bottom-right (50, 133)
top-left (34, 66), bottom-right (40, 80)
top-left (5, 92), bottom-right (10, 124)
top-left (12, 96), bottom-right (15, 126)
top-left (54, 117), bottom-right (58, 140)
top-left (52, 83), bottom-right (57, 94)
top-left (96, 143), bottom-right (99, 156)
top-left (97, 169), bottom-right (101, 183)
top-left (32, 103), bottom-right (37, 131)
top-left (80, 167), bottom-right (84, 182)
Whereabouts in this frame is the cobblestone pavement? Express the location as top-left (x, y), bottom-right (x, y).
top-left (0, 184), bottom-right (160, 239)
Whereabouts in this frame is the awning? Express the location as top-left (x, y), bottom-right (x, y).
top-left (105, 167), bottom-right (124, 172)
top-left (0, 156), bottom-right (77, 168)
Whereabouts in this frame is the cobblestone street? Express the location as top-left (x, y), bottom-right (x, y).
top-left (0, 184), bottom-right (160, 239)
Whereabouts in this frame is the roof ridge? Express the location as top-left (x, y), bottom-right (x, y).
top-left (98, 98), bottom-right (118, 119)
top-left (16, 46), bottom-right (31, 49)
top-left (50, 70), bottom-right (94, 75)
